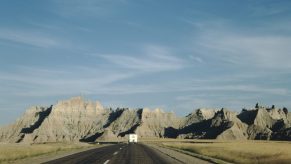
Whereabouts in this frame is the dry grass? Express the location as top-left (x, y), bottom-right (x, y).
top-left (160, 140), bottom-right (291, 164)
top-left (0, 142), bottom-right (95, 163)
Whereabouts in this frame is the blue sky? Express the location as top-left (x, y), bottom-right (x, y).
top-left (1, 0), bottom-right (291, 125)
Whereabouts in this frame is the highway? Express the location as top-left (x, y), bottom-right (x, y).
top-left (44, 143), bottom-right (182, 164)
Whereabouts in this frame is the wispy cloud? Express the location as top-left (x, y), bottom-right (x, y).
top-left (249, 2), bottom-right (289, 17)
top-left (174, 95), bottom-right (255, 112)
top-left (0, 66), bottom-right (134, 97)
top-left (97, 45), bottom-right (187, 72)
top-left (0, 44), bottom-right (187, 98)
top-left (51, 0), bottom-right (127, 18)
top-left (183, 14), bottom-right (291, 69)
top-left (0, 29), bottom-right (59, 48)
top-left (3, 64), bottom-right (287, 98)
top-left (189, 55), bottom-right (204, 63)
top-left (198, 32), bottom-right (291, 69)
top-left (78, 80), bottom-right (289, 96)
top-left (171, 16), bottom-right (291, 111)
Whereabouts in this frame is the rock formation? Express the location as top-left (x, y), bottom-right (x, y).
top-left (0, 97), bottom-right (290, 143)
top-left (176, 108), bottom-right (248, 140)
top-left (0, 106), bottom-right (52, 143)
top-left (238, 105), bottom-right (290, 140)
top-left (181, 108), bottom-right (216, 127)
top-left (135, 108), bottom-right (181, 138)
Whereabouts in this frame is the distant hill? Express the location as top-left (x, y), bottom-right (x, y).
top-left (0, 97), bottom-right (290, 143)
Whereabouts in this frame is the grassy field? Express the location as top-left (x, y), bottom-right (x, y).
top-left (0, 142), bottom-right (96, 163)
top-left (157, 139), bottom-right (291, 164)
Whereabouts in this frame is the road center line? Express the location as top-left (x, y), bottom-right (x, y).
top-left (104, 159), bottom-right (110, 164)
top-left (113, 151), bottom-right (118, 155)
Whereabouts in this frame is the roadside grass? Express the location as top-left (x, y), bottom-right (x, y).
top-left (160, 140), bottom-right (291, 164)
top-left (0, 142), bottom-right (95, 163)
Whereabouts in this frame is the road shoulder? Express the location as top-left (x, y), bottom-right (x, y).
top-left (147, 144), bottom-right (219, 164)
top-left (12, 144), bottom-right (106, 164)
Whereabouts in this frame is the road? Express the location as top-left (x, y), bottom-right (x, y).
top-left (44, 143), bottom-right (183, 164)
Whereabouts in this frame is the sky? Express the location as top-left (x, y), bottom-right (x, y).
top-left (1, 0), bottom-right (291, 125)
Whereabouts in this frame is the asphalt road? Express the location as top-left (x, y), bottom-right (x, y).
top-left (44, 143), bottom-right (182, 164)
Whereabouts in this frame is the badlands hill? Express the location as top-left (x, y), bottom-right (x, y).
top-left (0, 97), bottom-right (290, 143)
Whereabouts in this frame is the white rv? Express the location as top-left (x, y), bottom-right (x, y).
top-left (128, 134), bottom-right (138, 143)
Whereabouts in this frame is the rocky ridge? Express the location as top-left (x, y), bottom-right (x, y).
top-left (0, 97), bottom-right (290, 143)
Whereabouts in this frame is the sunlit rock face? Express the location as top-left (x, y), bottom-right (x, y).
top-left (0, 106), bottom-right (51, 143)
top-left (0, 97), bottom-right (109, 143)
top-left (135, 108), bottom-right (182, 138)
